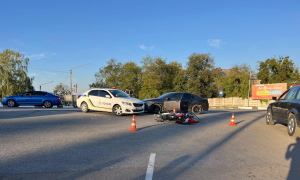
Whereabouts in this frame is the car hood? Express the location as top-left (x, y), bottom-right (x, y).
top-left (115, 97), bottom-right (143, 104)
top-left (142, 98), bottom-right (161, 102)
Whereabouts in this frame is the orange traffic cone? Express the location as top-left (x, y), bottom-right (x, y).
top-left (129, 115), bottom-right (138, 131)
top-left (229, 113), bottom-right (237, 126)
top-left (173, 108), bottom-right (176, 113)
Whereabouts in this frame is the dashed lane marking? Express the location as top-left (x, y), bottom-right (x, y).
top-left (145, 153), bottom-right (156, 180)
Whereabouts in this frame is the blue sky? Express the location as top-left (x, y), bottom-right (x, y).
top-left (1, 0), bottom-right (299, 94)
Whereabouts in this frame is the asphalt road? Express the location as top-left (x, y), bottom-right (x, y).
top-left (0, 107), bottom-right (299, 180)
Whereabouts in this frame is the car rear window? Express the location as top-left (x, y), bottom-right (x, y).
top-left (89, 90), bottom-right (99, 96)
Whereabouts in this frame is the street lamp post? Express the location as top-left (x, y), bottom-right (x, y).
top-left (248, 71), bottom-right (251, 107)
top-left (69, 63), bottom-right (90, 107)
top-left (40, 81), bottom-right (54, 91)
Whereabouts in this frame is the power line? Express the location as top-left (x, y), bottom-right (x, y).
top-left (28, 67), bottom-right (68, 73)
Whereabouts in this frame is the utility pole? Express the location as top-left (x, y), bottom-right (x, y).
top-left (69, 63), bottom-right (90, 107)
top-left (248, 71), bottom-right (251, 107)
top-left (70, 69), bottom-right (73, 104)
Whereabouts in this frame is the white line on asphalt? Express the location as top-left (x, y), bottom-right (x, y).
top-left (145, 153), bottom-right (156, 180)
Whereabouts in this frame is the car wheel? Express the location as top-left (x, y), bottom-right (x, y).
top-left (151, 105), bottom-right (161, 114)
top-left (192, 105), bottom-right (202, 115)
top-left (113, 105), bottom-right (123, 116)
top-left (266, 108), bottom-right (275, 125)
top-left (44, 101), bottom-right (53, 108)
top-left (81, 102), bottom-right (89, 113)
top-left (287, 114), bottom-right (299, 137)
top-left (7, 100), bottom-right (16, 107)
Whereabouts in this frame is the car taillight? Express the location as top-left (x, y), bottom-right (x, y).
top-left (57, 97), bottom-right (61, 100)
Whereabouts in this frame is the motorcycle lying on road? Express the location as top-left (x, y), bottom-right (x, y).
top-left (154, 111), bottom-right (199, 124)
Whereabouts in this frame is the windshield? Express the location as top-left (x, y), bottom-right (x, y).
top-left (157, 93), bottom-right (173, 99)
top-left (108, 90), bottom-right (130, 97)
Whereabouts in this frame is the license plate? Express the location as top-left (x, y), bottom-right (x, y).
top-left (136, 107), bottom-right (143, 110)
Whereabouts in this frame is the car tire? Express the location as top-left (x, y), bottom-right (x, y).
top-left (287, 114), bottom-right (299, 137)
top-left (7, 99), bottom-right (16, 107)
top-left (44, 101), bottom-right (53, 108)
top-left (113, 104), bottom-right (123, 116)
top-left (266, 108), bottom-right (275, 125)
top-left (151, 105), bottom-right (161, 114)
top-left (192, 105), bottom-right (202, 115)
top-left (81, 102), bottom-right (89, 113)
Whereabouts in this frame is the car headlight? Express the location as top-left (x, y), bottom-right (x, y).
top-left (122, 102), bottom-right (132, 106)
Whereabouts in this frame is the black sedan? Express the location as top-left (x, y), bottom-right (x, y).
top-left (266, 85), bottom-right (300, 136)
top-left (143, 92), bottom-right (209, 114)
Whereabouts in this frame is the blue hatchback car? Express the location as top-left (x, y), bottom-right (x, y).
top-left (1, 91), bottom-right (62, 108)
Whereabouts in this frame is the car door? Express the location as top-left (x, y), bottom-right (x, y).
top-left (272, 90), bottom-right (289, 119)
top-left (180, 93), bottom-right (192, 112)
top-left (99, 90), bottom-right (113, 110)
top-left (88, 90), bottom-right (101, 108)
top-left (278, 87), bottom-right (298, 122)
top-left (163, 93), bottom-right (183, 111)
top-left (31, 92), bottom-right (47, 105)
top-left (294, 89), bottom-right (300, 118)
top-left (18, 92), bottom-right (34, 105)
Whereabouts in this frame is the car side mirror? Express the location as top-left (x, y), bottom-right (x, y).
top-left (166, 98), bottom-right (170, 101)
top-left (105, 95), bottom-right (111, 98)
top-left (19, 94), bottom-right (23, 97)
top-left (272, 97), bottom-right (277, 101)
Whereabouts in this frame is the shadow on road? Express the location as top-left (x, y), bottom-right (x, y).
top-left (286, 137), bottom-right (300, 180)
top-left (235, 120), bottom-right (246, 125)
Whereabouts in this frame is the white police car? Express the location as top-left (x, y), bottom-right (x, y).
top-left (77, 88), bottom-right (144, 116)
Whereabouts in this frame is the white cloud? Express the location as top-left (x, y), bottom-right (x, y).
top-left (139, 44), bottom-right (155, 51)
top-left (207, 39), bottom-right (224, 48)
top-left (27, 53), bottom-right (57, 60)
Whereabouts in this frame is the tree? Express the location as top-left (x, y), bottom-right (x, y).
top-left (0, 49), bottom-right (34, 99)
top-left (90, 58), bottom-right (123, 88)
top-left (220, 64), bottom-right (252, 98)
top-left (119, 61), bottom-right (142, 98)
top-left (257, 56), bottom-right (300, 86)
top-left (53, 83), bottom-right (71, 97)
top-left (139, 55), bottom-right (182, 99)
top-left (185, 53), bottom-right (218, 98)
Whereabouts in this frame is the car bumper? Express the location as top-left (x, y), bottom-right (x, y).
top-left (122, 105), bottom-right (144, 114)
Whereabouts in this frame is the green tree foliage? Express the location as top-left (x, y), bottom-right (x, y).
top-left (90, 58), bottom-right (122, 89)
top-left (90, 59), bottom-right (142, 97)
top-left (0, 49), bottom-right (34, 99)
top-left (257, 56), bottom-right (300, 86)
top-left (185, 53), bottom-right (218, 98)
top-left (53, 83), bottom-right (71, 97)
top-left (119, 61), bottom-right (142, 97)
top-left (221, 64), bottom-right (252, 98)
top-left (139, 55), bottom-right (182, 99)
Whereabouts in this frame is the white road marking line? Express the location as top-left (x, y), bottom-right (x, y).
top-left (145, 153), bottom-right (156, 180)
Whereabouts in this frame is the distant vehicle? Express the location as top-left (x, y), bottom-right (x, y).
top-left (143, 92), bottom-right (209, 114)
top-left (1, 91), bottom-right (62, 108)
top-left (77, 88), bottom-right (144, 116)
top-left (267, 85), bottom-right (300, 136)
